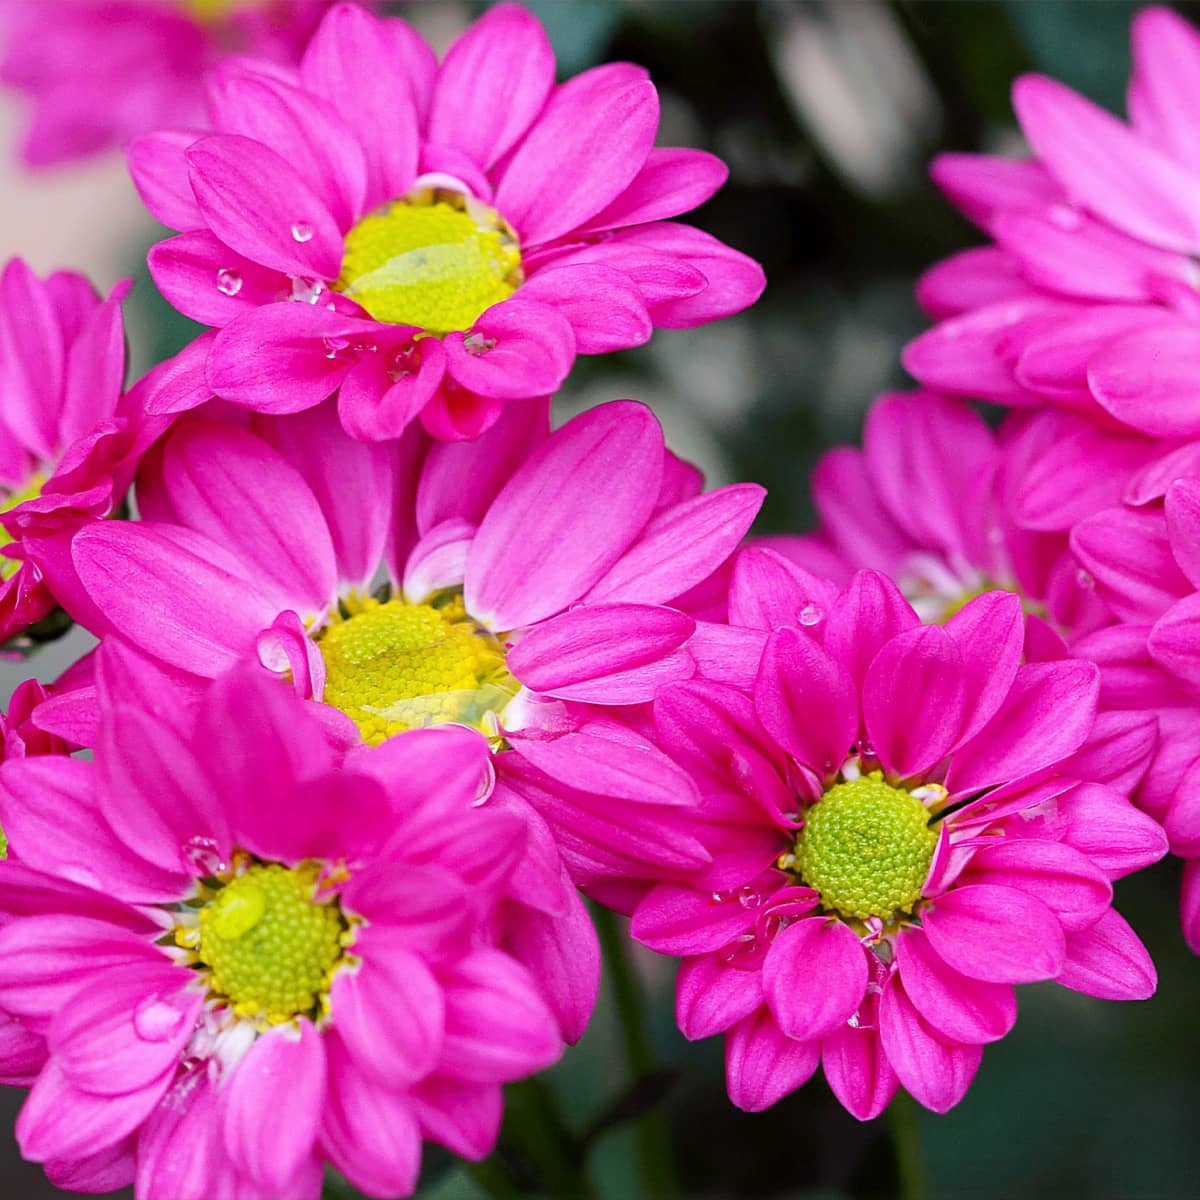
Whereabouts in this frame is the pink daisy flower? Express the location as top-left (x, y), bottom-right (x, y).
top-left (54, 398), bottom-right (761, 749)
top-left (0, 651), bottom-right (589, 1198)
top-left (621, 571), bottom-right (1165, 1117)
top-left (130, 1), bottom-right (765, 441)
top-left (902, 6), bottom-right (1200, 439)
top-left (760, 391), bottom-right (1158, 635)
top-left (0, 258), bottom-right (165, 650)
top-left (0, 0), bottom-right (341, 166)
top-left (1069, 453), bottom-right (1200, 952)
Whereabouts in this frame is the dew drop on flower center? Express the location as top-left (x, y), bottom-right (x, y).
top-left (789, 773), bottom-right (938, 922)
top-left (315, 590), bottom-right (519, 746)
top-left (334, 186), bottom-right (524, 334)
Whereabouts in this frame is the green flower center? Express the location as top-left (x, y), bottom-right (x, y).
top-left (195, 862), bottom-right (346, 1024)
top-left (793, 773), bottom-right (938, 922)
top-left (334, 187), bottom-right (523, 333)
top-left (315, 592), bottom-right (518, 747)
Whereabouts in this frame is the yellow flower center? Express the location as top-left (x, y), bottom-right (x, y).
top-left (0, 473), bottom-right (45, 581)
top-left (191, 861), bottom-right (347, 1025)
top-left (183, 0), bottom-right (261, 22)
top-left (334, 187), bottom-right (523, 333)
top-left (792, 773), bottom-right (938, 922)
top-left (316, 592), bottom-right (518, 747)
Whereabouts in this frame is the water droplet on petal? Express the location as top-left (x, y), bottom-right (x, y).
top-left (289, 277), bottom-right (326, 305)
top-left (1076, 568), bottom-right (1095, 590)
top-left (291, 222), bottom-right (314, 243)
top-left (182, 836), bottom-right (227, 877)
top-left (322, 336), bottom-right (350, 360)
top-left (134, 994), bottom-right (190, 1044)
top-left (463, 331), bottom-right (496, 356)
top-left (216, 269), bottom-right (242, 297)
top-left (798, 602), bottom-right (823, 627)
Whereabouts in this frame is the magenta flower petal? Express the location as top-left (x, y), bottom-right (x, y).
top-left (633, 884), bottom-right (760, 956)
top-left (1013, 73), bottom-right (1200, 253)
top-left (896, 929), bottom-right (1016, 1045)
top-left (321, 1036), bottom-right (422, 1198)
top-left (725, 1008), bottom-right (820, 1113)
top-left (762, 917), bottom-right (869, 1041)
top-left (1088, 322), bottom-right (1200, 435)
top-left (71, 522), bottom-right (276, 675)
top-left (330, 929), bottom-right (443, 1085)
top-left (823, 1015), bottom-right (899, 1122)
top-left (916, 245), bottom-right (1037, 319)
top-left (466, 401), bottom-right (662, 630)
top-left (507, 603), bottom-right (694, 703)
top-left (496, 73), bottom-right (658, 245)
top-left (49, 963), bottom-right (200, 1097)
top-left (517, 264), bottom-right (652, 355)
top-left (946, 660), bottom-right (1099, 795)
top-left (943, 592), bottom-right (1024, 743)
top-left (186, 134), bottom-right (342, 279)
top-left (961, 840), bottom-right (1112, 933)
top-left (930, 152), bottom-right (1062, 228)
top-left (1059, 783), bottom-right (1169, 877)
top-left (580, 147), bottom-right (729, 234)
top-left (863, 625), bottom-right (967, 779)
top-left (427, 3), bottom-right (554, 170)
top-left (1056, 908), bottom-right (1157, 1001)
top-left (128, 130), bottom-right (204, 230)
top-left (1166, 478), bottom-right (1200, 586)
top-left (921, 883), bottom-right (1066, 984)
top-left (207, 305), bottom-right (377, 415)
top-left (824, 570), bottom-right (919, 689)
top-left (412, 1077), bottom-right (502, 1163)
top-left (586, 483), bottom-right (764, 606)
top-left (728, 545), bottom-right (840, 633)
top-left (878, 975), bottom-right (982, 1115)
top-left (443, 300), bottom-right (575, 401)
top-left (1129, 6), bottom-right (1200, 169)
top-left (222, 1022), bottom-right (326, 1193)
top-left (439, 950), bottom-right (562, 1083)
top-left (158, 421), bottom-right (336, 616)
top-left (676, 955), bottom-right (763, 1040)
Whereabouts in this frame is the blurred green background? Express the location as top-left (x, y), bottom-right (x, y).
top-left (3, 1), bottom-right (1199, 1198)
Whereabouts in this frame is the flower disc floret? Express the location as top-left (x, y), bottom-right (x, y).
top-left (194, 861), bottom-right (346, 1024)
top-left (317, 592), bottom-right (518, 745)
top-left (794, 773), bottom-right (938, 922)
top-left (335, 188), bottom-right (523, 333)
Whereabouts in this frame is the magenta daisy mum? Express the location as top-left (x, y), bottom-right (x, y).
top-left (0, 654), bottom-right (589, 1198)
top-left (130, 1), bottom-right (765, 441)
top-left (763, 391), bottom-right (1163, 635)
top-left (0, 259), bottom-right (166, 649)
top-left (1069, 460), bottom-right (1200, 952)
top-left (903, 6), bottom-right (1200, 437)
top-left (0, 0), bottom-right (340, 166)
top-left (54, 399), bottom-right (761, 749)
top-left (622, 571), bottom-right (1165, 1117)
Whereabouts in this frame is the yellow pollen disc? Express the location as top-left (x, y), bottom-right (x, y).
top-left (792, 772), bottom-right (938, 922)
top-left (316, 592), bottom-right (518, 747)
top-left (196, 862), bottom-right (346, 1024)
top-left (183, 0), bottom-right (261, 22)
top-left (0, 473), bottom-right (45, 581)
top-left (334, 188), bottom-right (523, 333)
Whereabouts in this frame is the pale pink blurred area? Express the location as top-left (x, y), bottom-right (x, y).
top-left (0, 98), bottom-right (150, 285)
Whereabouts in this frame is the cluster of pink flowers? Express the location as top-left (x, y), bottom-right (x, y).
top-left (0, 1), bottom-right (1196, 1195)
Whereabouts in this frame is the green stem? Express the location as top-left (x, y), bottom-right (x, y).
top-left (593, 906), bottom-right (679, 1199)
top-left (887, 1092), bottom-right (927, 1200)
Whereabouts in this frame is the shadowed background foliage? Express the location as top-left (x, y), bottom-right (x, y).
top-left (1, 2), bottom-right (1198, 1198)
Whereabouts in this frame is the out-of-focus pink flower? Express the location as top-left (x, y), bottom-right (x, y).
top-left (0, 0), bottom-right (341, 166)
top-left (57, 398), bottom-right (760, 748)
top-left (763, 391), bottom-right (1166, 635)
top-left (130, 2), bottom-right (765, 441)
top-left (0, 652), bottom-right (590, 1198)
top-left (903, 7), bottom-right (1200, 439)
top-left (0, 259), bottom-right (166, 649)
top-left (613, 570), bottom-right (1165, 1117)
